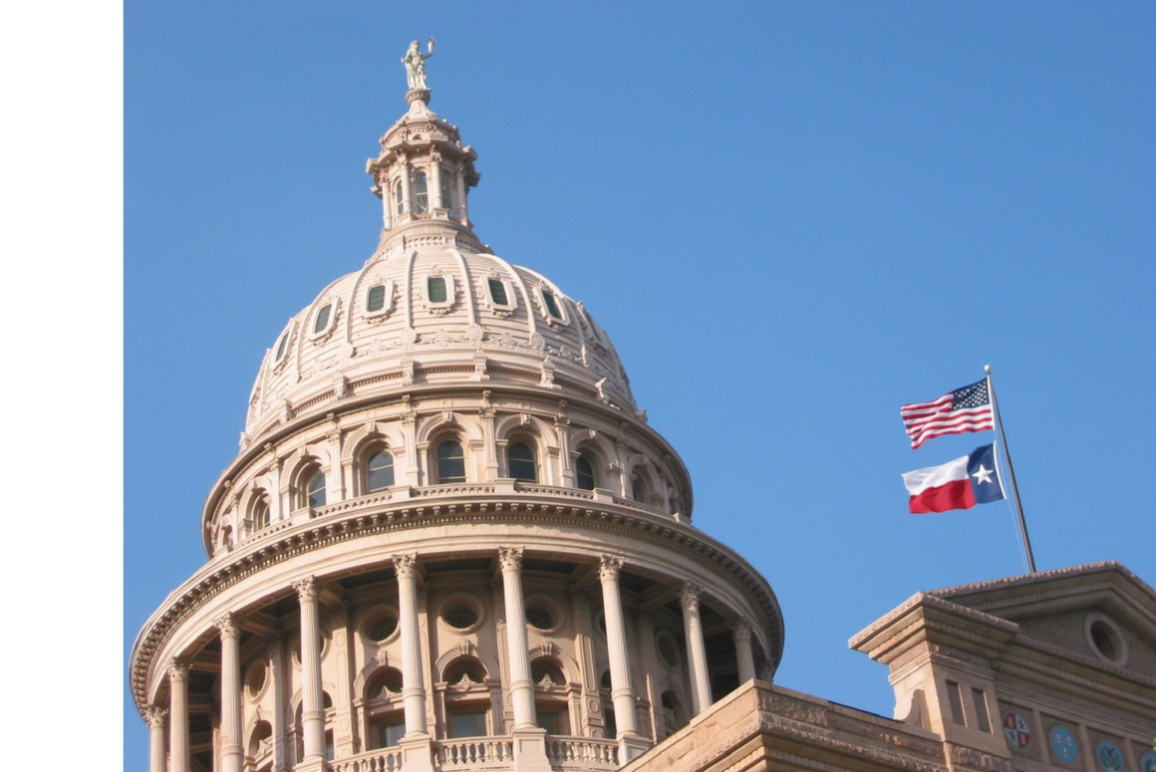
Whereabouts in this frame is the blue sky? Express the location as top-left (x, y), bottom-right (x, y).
top-left (106, 2), bottom-right (1156, 768)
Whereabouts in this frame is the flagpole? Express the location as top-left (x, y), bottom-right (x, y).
top-left (985, 364), bottom-right (1036, 573)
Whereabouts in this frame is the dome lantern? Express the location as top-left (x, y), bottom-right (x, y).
top-left (367, 38), bottom-right (481, 251)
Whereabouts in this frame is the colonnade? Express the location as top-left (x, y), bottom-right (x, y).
top-left (153, 552), bottom-right (759, 772)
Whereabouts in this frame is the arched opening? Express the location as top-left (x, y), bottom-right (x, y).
top-left (248, 720), bottom-right (273, 771)
top-left (507, 441), bottom-right (538, 482)
top-left (443, 656), bottom-right (487, 687)
top-left (532, 658), bottom-right (570, 735)
top-left (249, 493), bottom-right (270, 531)
top-left (305, 468), bottom-right (326, 509)
top-left (574, 453), bottom-right (597, 491)
top-left (413, 171), bottom-right (429, 214)
top-left (660, 691), bottom-right (687, 735)
top-left (365, 667), bottom-right (404, 700)
top-left (365, 448), bottom-right (395, 492)
top-left (435, 439), bottom-right (466, 484)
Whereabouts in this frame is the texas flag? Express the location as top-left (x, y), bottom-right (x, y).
top-left (902, 443), bottom-right (1006, 514)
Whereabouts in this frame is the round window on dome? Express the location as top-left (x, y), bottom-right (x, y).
top-left (364, 609), bottom-right (399, 643)
top-left (440, 593), bottom-right (484, 633)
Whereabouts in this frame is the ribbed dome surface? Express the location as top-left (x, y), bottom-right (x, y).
top-left (244, 239), bottom-right (635, 442)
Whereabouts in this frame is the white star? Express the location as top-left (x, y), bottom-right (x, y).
top-left (972, 464), bottom-right (994, 485)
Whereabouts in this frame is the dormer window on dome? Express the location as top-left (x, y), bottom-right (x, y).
top-left (365, 281), bottom-right (394, 318)
top-left (273, 327), bottom-right (292, 364)
top-left (536, 285), bottom-right (567, 325)
top-left (310, 302), bottom-right (337, 339)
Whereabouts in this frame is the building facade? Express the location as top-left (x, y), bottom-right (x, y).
top-left (130, 68), bottom-right (1155, 772)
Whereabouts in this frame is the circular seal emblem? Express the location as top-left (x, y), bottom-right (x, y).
top-left (1001, 710), bottom-right (1032, 749)
top-left (1095, 741), bottom-right (1123, 772)
top-left (1140, 752), bottom-right (1156, 772)
top-left (1050, 726), bottom-right (1080, 765)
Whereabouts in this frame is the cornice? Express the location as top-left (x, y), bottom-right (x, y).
top-left (133, 492), bottom-right (784, 718)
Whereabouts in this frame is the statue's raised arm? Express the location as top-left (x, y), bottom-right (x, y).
top-left (401, 38), bottom-right (436, 91)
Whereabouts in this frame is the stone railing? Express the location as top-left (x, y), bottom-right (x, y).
top-left (435, 737), bottom-right (515, 769)
top-left (545, 737), bottom-right (619, 770)
top-left (330, 748), bottom-right (403, 772)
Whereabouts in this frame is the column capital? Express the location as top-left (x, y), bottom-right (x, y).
top-left (497, 546), bottom-right (523, 573)
top-left (730, 617), bottom-right (752, 642)
top-left (293, 576), bottom-right (320, 602)
top-left (679, 583), bottom-right (701, 612)
top-left (598, 555), bottom-right (623, 582)
top-left (393, 553), bottom-right (418, 578)
top-left (214, 612), bottom-right (240, 638)
top-left (145, 706), bottom-right (168, 729)
top-left (168, 659), bottom-right (190, 682)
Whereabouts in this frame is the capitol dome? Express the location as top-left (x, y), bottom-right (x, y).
top-left (133, 62), bottom-right (784, 772)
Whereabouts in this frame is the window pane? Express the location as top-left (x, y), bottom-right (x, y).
top-left (508, 442), bottom-right (537, 482)
top-left (414, 171), bottom-right (429, 214)
top-left (488, 279), bottom-right (508, 306)
top-left (542, 290), bottom-right (562, 319)
top-left (367, 284), bottom-right (386, 312)
top-left (313, 304), bottom-right (332, 334)
top-left (448, 712), bottom-right (487, 738)
top-left (632, 477), bottom-right (648, 503)
top-left (428, 276), bottom-right (447, 303)
top-left (575, 456), bottom-right (596, 490)
top-left (436, 441), bottom-right (465, 483)
top-left (275, 332), bottom-right (289, 361)
top-left (537, 711), bottom-right (558, 735)
top-left (307, 471), bottom-right (326, 508)
top-left (252, 500), bottom-right (269, 529)
top-left (440, 171), bottom-right (452, 210)
top-left (367, 450), bottom-right (395, 492)
top-left (395, 181), bottom-right (404, 214)
top-left (377, 721), bottom-right (405, 749)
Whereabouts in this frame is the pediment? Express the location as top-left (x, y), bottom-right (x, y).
top-left (928, 561), bottom-right (1156, 677)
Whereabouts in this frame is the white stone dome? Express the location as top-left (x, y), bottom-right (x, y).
top-left (244, 238), bottom-right (635, 445)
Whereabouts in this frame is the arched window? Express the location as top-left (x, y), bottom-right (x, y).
top-left (366, 449), bottom-right (395, 492)
top-left (413, 171), bottom-right (429, 214)
top-left (305, 469), bottom-right (326, 508)
top-left (435, 440), bottom-right (466, 484)
top-left (439, 169), bottom-right (452, 211)
top-left (444, 656), bottom-right (487, 687)
top-left (395, 180), bottom-right (404, 215)
top-left (507, 441), bottom-right (537, 482)
top-left (575, 454), bottom-right (596, 491)
top-left (632, 474), bottom-right (649, 504)
top-left (250, 495), bottom-right (270, 531)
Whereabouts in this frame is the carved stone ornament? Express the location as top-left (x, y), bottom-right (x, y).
top-left (392, 553), bottom-right (417, 578)
top-left (599, 555), bottom-right (623, 582)
top-left (731, 618), bottom-right (752, 642)
top-left (145, 706), bottom-right (168, 729)
top-left (498, 546), bottom-right (524, 572)
top-left (214, 612), bottom-right (240, 638)
top-left (679, 583), bottom-right (701, 611)
top-left (293, 576), bottom-right (320, 602)
top-left (168, 659), bottom-right (191, 681)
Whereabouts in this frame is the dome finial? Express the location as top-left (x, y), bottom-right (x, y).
top-left (402, 37), bottom-right (435, 104)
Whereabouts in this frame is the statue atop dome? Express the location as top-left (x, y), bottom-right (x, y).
top-left (402, 38), bottom-right (435, 91)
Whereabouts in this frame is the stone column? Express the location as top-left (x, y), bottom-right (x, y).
top-left (399, 159), bottom-right (412, 216)
top-left (430, 156), bottom-right (444, 210)
top-left (499, 548), bottom-right (550, 772)
top-left (393, 554), bottom-right (428, 737)
top-left (380, 172), bottom-right (393, 230)
top-left (146, 707), bottom-right (167, 772)
top-left (679, 584), bottom-right (712, 714)
top-left (294, 577), bottom-right (326, 766)
top-left (168, 660), bottom-right (190, 772)
top-left (732, 618), bottom-right (756, 684)
top-left (268, 634), bottom-right (289, 772)
top-left (455, 164), bottom-right (468, 222)
top-left (216, 613), bottom-right (244, 772)
top-left (498, 547), bottom-right (536, 728)
top-left (598, 557), bottom-right (649, 760)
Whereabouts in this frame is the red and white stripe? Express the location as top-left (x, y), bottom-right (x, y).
top-left (901, 394), bottom-right (993, 449)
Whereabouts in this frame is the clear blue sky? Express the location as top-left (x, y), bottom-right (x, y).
top-left (116, 2), bottom-right (1156, 768)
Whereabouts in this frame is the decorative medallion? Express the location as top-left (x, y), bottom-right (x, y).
top-left (1140, 752), bottom-right (1156, 772)
top-left (1095, 741), bottom-right (1123, 772)
top-left (1001, 710), bottom-right (1032, 749)
top-left (1049, 726), bottom-right (1080, 765)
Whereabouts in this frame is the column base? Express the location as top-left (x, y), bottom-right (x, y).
top-left (511, 727), bottom-right (551, 772)
top-left (293, 759), bottom-right (328, 772)
top-left (398, 735), bottom-right (435, 772)
top-left (617, 733), bottom-right (651, 763)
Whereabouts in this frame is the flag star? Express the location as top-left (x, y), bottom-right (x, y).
top-left (972, 464), bottom-right (994, 485)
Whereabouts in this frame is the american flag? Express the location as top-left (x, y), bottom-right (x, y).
top-left (901, 379), bottom-right (994, 449)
